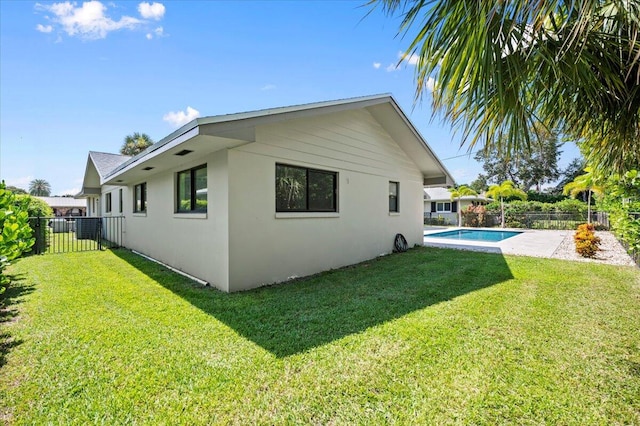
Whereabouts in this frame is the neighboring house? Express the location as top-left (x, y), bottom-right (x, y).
top-left (77, 94), bottom-right (454, 292)
top-left (424, 187), bottom-right (493, 225)
top-left (36, 196), bottom-right (88, 217)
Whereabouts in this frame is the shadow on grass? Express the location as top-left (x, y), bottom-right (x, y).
top-left (1, 274), bottom-right (32, 368)
top-left (113, 247), bottom-right (514, 357)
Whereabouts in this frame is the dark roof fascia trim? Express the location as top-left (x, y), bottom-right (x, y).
top-left (103, 123), bottom-right (200, 181)
top-left (103, 126), bottom-right (201, 183)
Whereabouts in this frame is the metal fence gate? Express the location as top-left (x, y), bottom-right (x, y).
top-left (28, 216), bottom-right (124, 254)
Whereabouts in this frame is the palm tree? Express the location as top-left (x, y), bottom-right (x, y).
top-left (28, 179), bottom-right (51, 196)
top-left (563, 168), bottom-right (605, 224)
top-left (120, 132), bottom-right (154, 156)
top-left (448, 185), bottom-right (477, 227)
top-left (372, 1), bottom-right (640, 173)
top-left (486, 181), bottom-right (527, 228)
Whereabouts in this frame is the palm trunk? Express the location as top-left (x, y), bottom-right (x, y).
top-left (587, 190), bottom-right (592, 224)
top-left (500, 198), bottom-right (505, 228)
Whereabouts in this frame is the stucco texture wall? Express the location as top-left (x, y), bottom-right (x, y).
top-left (226, 109), bottom-right (424, 291)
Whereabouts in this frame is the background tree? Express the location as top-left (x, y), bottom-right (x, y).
top-left (563, 168), bottom-right (605, 224)
top-left (28, 179), bottom-right (51, 196)
top-left (468, 174), bottom-right (488, 194)
top-left (373, 1), bottom-right (640, 174)
top-left (448, 185), bottom-right (477, 227)
top-left (486, 181), bottom-right (527, 228)
top-left (6, 186), bottom-right (27, 195)
top-left (121, 132), bottom-right (154, 156)
top-left (474, 128), bottom-right (561, 191)
top-left (552, 157), bottom-right (586, 196)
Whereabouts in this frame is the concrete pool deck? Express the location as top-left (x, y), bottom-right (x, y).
top-left (423, 227), bottom-right (570, 258)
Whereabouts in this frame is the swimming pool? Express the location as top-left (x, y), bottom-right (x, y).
top-left (425, 229), bottom-right (522, 242)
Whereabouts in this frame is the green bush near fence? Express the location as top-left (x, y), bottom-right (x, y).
top-left (16, 195), bottom-right (53, 255)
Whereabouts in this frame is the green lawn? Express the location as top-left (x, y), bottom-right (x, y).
top-left (1, 248), bottom-right (639, 424)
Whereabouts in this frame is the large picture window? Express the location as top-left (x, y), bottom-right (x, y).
top-left (134, 183), bottom-right (147, 213)
top-left (389, 181), bottom-right (399, 213)
top-left (177, 164), bottom-right (207, 213)
top-left (276, 164), bottom-right (337, 212)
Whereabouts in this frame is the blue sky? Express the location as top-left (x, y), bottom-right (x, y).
top-left (0, 1), bottom-right (580, 195)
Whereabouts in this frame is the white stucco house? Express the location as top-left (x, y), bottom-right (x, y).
top-left (77, 94), bottom-right (454, 292)
top-left (423, 187), bottom-right (493, 225)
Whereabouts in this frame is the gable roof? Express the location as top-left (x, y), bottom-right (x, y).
top-left (82, 94), bottom-right (454, 187)
top-left (89, 151), bottom-right (131, 179)
top-left (76, 151), bottom-right (131, 198)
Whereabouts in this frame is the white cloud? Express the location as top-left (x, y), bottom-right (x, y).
top-left (373, 62), bottom-right (381, 69)
top-left (385, 63), bottom-right (399, 72)
top-left (163, 106), bottom-right (200, 127)
top-left (400, 51), bottom-right (420, 65)
top-left (425, 76), bottom-right (436, 92)
top-left (35, 1), bottom-right (142, 40)
top-left (138, 2), bottom-right (165, 20)
top-left (36, 24), bottom-right (53, 33)
top-left (145, 26), bottom-right (163, 40)
top-left (260, 84), bottom-right (276, 91)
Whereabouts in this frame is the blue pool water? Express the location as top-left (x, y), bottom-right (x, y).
top-left (425, 229), bottom-right (522, 242)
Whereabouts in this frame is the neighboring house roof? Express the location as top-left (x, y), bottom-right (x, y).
top-left (89, 94), bottom-right (453, 187)
top-left (424, 187), bottom-right (493, 202)
top-left (35, 196), bottom-right (86, 208)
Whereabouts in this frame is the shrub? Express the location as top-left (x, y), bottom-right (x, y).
top-left (574, 223), bottom-right (601, 258)
top-left (16, 194), bottom-right (53, 217)
top-left (0, 183), bottom-right (35, 296)
top-left (424, 216), bottom-right (447, 226)
top-left (461, 205), bottom-right (493, 227)
top-left (14, 195), bottom-right (53, 255)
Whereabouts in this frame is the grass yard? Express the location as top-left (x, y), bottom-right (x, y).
top-left (1, 248), bottom-right (639, 424)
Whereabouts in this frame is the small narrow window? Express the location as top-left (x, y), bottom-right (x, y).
top-left (119, 189), bottom-right (123, 213)
top-left (134, 183), bottom-right (147, 213)
top-left (177, 164), bottom-right (207, 213)
top-left (276, 164), bottom-right (337, 212)
top-left (389, 181), bottom-right (399, 213)
top-left (105, 193), bottom-right (112, 213)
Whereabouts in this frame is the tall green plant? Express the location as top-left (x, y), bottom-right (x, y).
top-left (600, 169), bottom-right (640, 256)
top-left (28, 179), bottom-right (51, 196)
top-left (372, 0), bottom-right (640, 173)
top-left (121, 132), bottom-right (154, 156)
top-left (0, 182), bottom-right (35, 295)
top-left (563, 168), bottom-right (604, 224)
top-left (486, 181), bottom-right (527, 228)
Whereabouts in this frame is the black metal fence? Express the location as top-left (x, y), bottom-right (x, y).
top-left (28, 216), bottom-right (124, 254)
top-left (454, 211), bottom-right (610, 230)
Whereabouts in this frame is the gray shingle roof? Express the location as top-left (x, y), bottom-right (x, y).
top-left (89, 151), bottom-right (131, 178)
